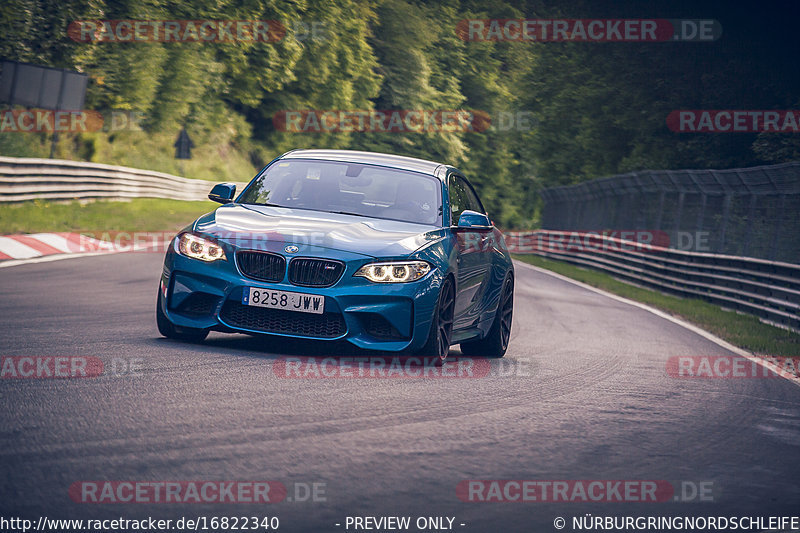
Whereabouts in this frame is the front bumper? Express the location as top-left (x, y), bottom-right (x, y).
top-left (159, 246), bottom-right (443, 352)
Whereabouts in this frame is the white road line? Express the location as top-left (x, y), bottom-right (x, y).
top-left (514, 259), bottom-right (800, 388)
top-left (0, 236), bottom-right (43, 259)
top-left (0, 250), bottom-right (115, 268)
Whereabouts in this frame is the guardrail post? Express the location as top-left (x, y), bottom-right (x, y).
top-left (654, 191), bottom-right (665, 230)
top-left (742, 194), bottom-right (757, 257)
top-left (674, 192), bottom-right (685, 247)
top-left (768, 194), bottom-right (787, 261)
top-left (696, 193), bottom-right (707, 233)
top-left (718, 194), bottom-right (732, 253)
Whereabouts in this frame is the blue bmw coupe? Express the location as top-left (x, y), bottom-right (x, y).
top-left (157, 149), bottom-right (514, 362)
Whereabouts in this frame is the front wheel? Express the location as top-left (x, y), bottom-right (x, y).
top-left (156, 290), bottom-right (209, 342)
top-left (417, 277), bottom-right (455, 365)
top-left (460, 273), bottom-right (513, 358)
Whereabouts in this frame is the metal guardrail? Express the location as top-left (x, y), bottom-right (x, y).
top-left (539, 162), bottom-right (800, 263)
top-left (507, 230), bottom-right (800, 331)
top-left (0, 156), bottom-right (248, 202)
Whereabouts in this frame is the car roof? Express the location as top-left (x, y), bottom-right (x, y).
top-left (279, 149), bottom-right (450, 179)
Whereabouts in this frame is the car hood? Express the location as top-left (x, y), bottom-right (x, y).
top-left (193, 204), bottom-right (446, 258)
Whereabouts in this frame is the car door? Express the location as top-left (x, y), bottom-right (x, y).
top-left (449, 174), bottom-right (492, 330)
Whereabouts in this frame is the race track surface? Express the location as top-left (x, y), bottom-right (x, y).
top-left (1, 253), bottom-right (798, 532)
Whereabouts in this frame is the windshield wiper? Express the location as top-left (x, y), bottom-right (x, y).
top-left (241, 204), bottom-right (370, 218)
top-left (329, 210), bottom-right (371, 218)
top-left (240, 202), bottom-right (287, 208)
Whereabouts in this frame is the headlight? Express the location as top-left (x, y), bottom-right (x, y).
top-left (175, 233), bottom-right (227, 262)
top-left (354, 261), bottom-right (431, 283)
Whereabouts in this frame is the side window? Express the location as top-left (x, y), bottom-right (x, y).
top-left (448, 176), bottom-right (470, 223)
top-left (461, 178), bottom-right (485, 214)
top-left (449, 175), bottom-right (484, 224)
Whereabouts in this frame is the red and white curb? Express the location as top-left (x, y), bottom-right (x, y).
top-left (0, 233), bottom-right (122, 268)
top-left (0, 233), bottom-right (115, 260)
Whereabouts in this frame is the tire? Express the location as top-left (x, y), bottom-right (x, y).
top-left (416, 276), bottom-right (455, 365)
top-left (156, 289), bottom-right (209, 342)
top-left (460, 273), bottom-right (513, 358)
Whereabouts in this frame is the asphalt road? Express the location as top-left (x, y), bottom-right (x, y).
top-left (1, 252), bottom-right (799, 532)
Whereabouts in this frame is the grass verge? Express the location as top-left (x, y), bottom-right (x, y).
top-left (0, 198), bottom-right (215, 234)
top-left (514, 254), bottom-right (800, 358)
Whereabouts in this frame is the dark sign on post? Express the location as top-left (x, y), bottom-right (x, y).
top-left (174, 128), bottom-right (194, 160)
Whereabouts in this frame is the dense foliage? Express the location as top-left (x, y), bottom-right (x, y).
top-left (1, 0), bottom-right (797, 227)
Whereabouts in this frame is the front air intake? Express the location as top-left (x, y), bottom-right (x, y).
top-left (237, 251), bottom-right (286, 282)
top-left (288, 258), bottom-right (345, 287)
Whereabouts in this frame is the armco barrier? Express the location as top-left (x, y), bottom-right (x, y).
top-left (507, 230), bottom-right (800, 331)
top-left (538, 162), bottom-right (800, 264)
top-left (0, 156), bottom-right (248, 202)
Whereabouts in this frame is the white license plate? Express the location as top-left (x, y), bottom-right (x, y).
top-left (243, 287), bottom-right (324, 315)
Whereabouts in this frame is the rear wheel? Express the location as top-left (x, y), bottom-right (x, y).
top-left (460, 273), bottom-right (513, 358)
top-left (417, 277), bottom-right (455, 365)
top-left (156, 290), bottom-right (209, 342)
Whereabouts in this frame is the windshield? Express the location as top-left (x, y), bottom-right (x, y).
top-left (238, 159), bottom-right (442, 225)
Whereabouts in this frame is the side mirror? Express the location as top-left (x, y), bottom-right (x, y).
top-left (457, 210), bottom-right (492, 230)
top-left (208, 183), bottom-right (236, 204)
